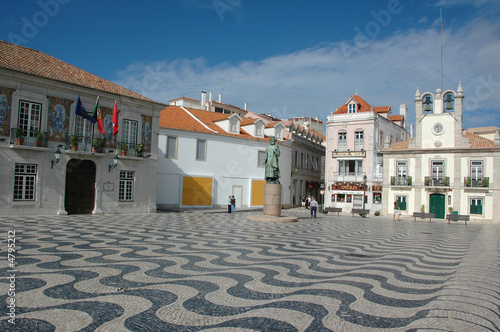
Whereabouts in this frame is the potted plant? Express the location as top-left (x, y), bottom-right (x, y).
top-left (134, 143), bottom-right (143, 157)
top-left (70, 135), bottom-right (82, 151)
top-left (374, 211), bottom-right (380, 216)
top-left (448, 207), bottom-right (454, 215)
top-left (92, 138), bottom-right (102, 153)
top-left (35, 131), bottom-right (45, 147)
top-left (407, 176), bottom-right (412, 186)
top-left (482, 177), bottom-right (489, 187)
top-left (120, 142), bottom-right (129, 156)
top-left (465, 177), bottom-right (471, 187)
top-left (15, 128), bottom-right (26, 145)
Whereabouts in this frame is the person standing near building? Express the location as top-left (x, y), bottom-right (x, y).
top-left (228, 195), bottom-right (232, 214)
top-left (393, 199), bottom-right (401, 221)
top-left (310, 197), bottom-right (318, 218)
top-left (231, 196), bottom-right (236, 214)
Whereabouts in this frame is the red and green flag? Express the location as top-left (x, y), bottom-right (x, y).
top-left (92, 96), bottom-right (105, 135)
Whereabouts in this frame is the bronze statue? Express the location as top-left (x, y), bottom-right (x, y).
top-left (264, 136), bottom-right (280, 184)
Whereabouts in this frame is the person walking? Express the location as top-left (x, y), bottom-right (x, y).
top-left (301, 196), bottom-right (306, 209)
top-left (231, 196), bottom-right (236, 214)
top-left (305, 196), bottom-right (310, 210)
top-left (228, 195), bottom-right (232, 214)
top-left (310, 197), bottom-right (318, 218)
top-left (393, 199), bottom-right (401, 221)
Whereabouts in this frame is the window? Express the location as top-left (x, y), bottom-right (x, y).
top-left (275, 128), bottom-right (283, 140)
top-left (301, 152), bottom-right (304, 167)
top-left (166, 136), bottom-right (177, 159)
top-left (294, 151), bottom-right (298, 167)
top-left (396, 161), bottom-right (407, 178)
top-left (338, 131), bottom-right (347, 150)
top-left (470, 198), bottom-right (483, 215)
top-left (354, 130), bottom-right (364, 150)
top-left (305, 155), bottom-right (309, 169)
top-left (75, 115), bottom-right (92, 145)
top-left (256, 124), bottom-right (263, 137)
top-left (14, 164), bottom-right (37, 200)
top-left (119, 171), bottom-right (134, 201)
top-left (470, 161), bottom-right (483, 180)
top-left (337, 194), bottom-right (346, 202)
top-left (215, 107), bottom-right (223, 113)
top-left (122, 119), bottom-right (138, 145)
top-left (348, 103), bottom-right (356, 113)
top-left (18, 100), bottom-right (41, 138)
top-left (229, 119), bottom-right (238, 133)
top-left (258, 151), bottom-right (266, 167)
top-left (311, 157), bottom-right (316, 170)
top-left (431, 160), bottom-right (444, 180)
top-left (379, 131), bottom-right (384, 148)
top-left (338, 160), bottom-right (363, 175)
top-left (196, 139), bottom-right (206, 161)
top-left (373, 193), bottom-right (381, 204)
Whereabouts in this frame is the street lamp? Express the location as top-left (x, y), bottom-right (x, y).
top-left (109, 155), bottom-right (119, 172)
top-left (51, 148), bottom-right (61, 169)
top-left (362, 174), bottom-right (367, 217)
top-left (320, 183), bottom-right (325, 213)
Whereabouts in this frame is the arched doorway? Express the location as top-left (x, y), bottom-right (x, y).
top-left (429, 193), bottom-right (445, 219)
top-left (65, 159), bottom-right (96, 214)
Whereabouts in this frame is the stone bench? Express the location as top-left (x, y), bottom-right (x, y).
top-left (323, 207), bottom-right (342, 216)
top-left (413, 212), bottom-right (435, 222)
top-left (446, 214), bottom-right (469, 225)
top-left (351, 208), bottom-right (370, 217)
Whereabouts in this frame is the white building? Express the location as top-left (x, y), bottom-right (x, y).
top-left (325, 94), bottom-right (409, 213)
top-left (156, 105), bottom-right (291, 210)
top-left (0, 41), bottom-right (164, 215)
top-left (382, 83), bottom-right (500, 222)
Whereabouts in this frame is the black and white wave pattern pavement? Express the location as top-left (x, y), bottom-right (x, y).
top-left (1, 211), bottom-right (499, 331)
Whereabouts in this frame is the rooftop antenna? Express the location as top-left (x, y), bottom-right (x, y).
top-left (440, 8), bottom-right (445, 91)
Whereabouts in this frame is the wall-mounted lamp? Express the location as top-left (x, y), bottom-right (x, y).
top-left (109, 155), bottom-right (119, 172)
top-left (51, 148), bottom-right (61, 169)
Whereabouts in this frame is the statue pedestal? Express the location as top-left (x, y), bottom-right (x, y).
top-left (263, 183), bottom-right (281, 216)
top-left (247, 183), bottom-right (298, 223)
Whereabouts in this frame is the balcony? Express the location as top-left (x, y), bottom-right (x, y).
top-left (337, 142), bottom-right (348, 151)
top-left (464, 177), bottom-right (489, 188)
top-left (424, 177), bottom-right (450, 187)
top-left (66, 134), bottom-right (104, 153)
top-left (354, 139), bottom-right (364, 151)
top-left (10, 128), bottom-right (48, 147)
top-left (391, 176), bottom-right (412, 186)
top-left (333, 172), bottom-right (365, 182)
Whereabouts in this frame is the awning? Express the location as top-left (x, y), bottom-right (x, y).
top-left (306, 181), bottom-right (321, 189)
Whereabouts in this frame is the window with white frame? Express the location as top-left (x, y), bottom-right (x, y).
top-left (229, 119), bottom-right (239, 133)
top-left (122, 119), bottom-right (138, 145)
top-left (275, 128), bottom-right (283, 140)
top-left (256, 124), bottom-right (263, 137)
top-left (14, 164), bottom-right (37, 200)
top-left (431, 160), bottom-right (445, 180)
top-left (258, 151), bottom-right (266, 167)
top-left (354, 130), bottom-right (364, 150)
top-left (338, 160), bottom-right (363, 175)
top-left (396, 161), bottom-right (407, 178)
top-left (348, 103), bottom-right (357, 113)
top-left (75, 116), bottom-right (93, 144)
top-left (119, 171), bottom-right (135, 201)
top-left (196, 139), bottom-right (206, 161)
top-left (338, 131), bottom-right (347, 150)
top-left (166, 136), bottom-right (178, 159)
top-left (470, 160), bottom-right (483, 180)
top-left (18, 100), bottom-right (41, 138)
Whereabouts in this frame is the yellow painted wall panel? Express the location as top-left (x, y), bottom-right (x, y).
top-left (251, 180), bottom-right (266, 206)
top-left (182, 176), bottom-right (213, 206)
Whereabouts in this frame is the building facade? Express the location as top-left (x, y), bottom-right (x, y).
top-left (382, 83), bottom-right (500, 222)
top-left (157, 105), bottom-right (292, 210)
top-left (0, 41), bottom-right (164, 215)
top-left (325, 94), bottom-right (409, 213)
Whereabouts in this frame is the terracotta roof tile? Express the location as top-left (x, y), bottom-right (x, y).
top-left (160, 106), bottom-right (269, 141)
top-left (0, 41), bottom-right (164, 105)
top-left (389, 115), bottom-right (403, 121)
top-left (334, 94), bottom-right (390, 115)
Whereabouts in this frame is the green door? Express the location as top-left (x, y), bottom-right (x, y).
top-left (429, 194), bottom-right (445, 219)
top-left (397, 196), bottom-right (407, 210)
top-left (470, 198), bottom-right (483, 214)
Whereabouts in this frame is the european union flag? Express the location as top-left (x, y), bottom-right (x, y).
top-left (74, 96), bottom-right (96, 124)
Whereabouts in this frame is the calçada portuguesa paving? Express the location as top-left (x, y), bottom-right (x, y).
top-left (1, 209), bottom-right (499, 331)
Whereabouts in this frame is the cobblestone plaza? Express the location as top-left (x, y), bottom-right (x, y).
top-left (1, 209), bottom-right (499, 331)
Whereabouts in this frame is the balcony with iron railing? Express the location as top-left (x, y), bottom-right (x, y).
top-left (391, 176), bottom-right (412, 186)
top-left (10, 128), bottom-right (48, 147)
top-left (464, 177), bottom-right (489, 188)
top-left (424, 176), bottom-right (450, 187)
top-left (354, 139), bottom-right (364, 151)
top-left (337, 142), bottom-right (348, 151)
top-left (333, 172), bottom-right (366, 182)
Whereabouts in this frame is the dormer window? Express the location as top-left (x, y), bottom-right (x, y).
top-left (276, 128), bottom-right (283, 140)
top-left (229, 118), bottom-right (239, 134)
top-left (256, 124), bottom-right (263, 137)
top-left (348, 103), bottom-right (357, 113)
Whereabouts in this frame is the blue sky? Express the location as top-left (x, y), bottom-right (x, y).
top-left (1, 0), bottom-right (499, 129)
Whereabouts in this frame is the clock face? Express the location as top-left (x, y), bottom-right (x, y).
top-left (432, 122), bottom-right (445, 135)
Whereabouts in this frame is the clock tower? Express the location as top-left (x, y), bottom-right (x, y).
top-left (411, 82), bottom-right (469, 149)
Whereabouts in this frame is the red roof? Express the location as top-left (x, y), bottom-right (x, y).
top-left (0, 41), bottom-right (164, 105)
top-left (160, 106), bottom-right (269, 141)
top-left (390, 115), bottom-right (404, 121)
top-left (334, 94), bottom-right (390, 115)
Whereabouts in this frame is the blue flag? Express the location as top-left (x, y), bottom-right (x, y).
top-left (74, 96), bottom-right (96, 124)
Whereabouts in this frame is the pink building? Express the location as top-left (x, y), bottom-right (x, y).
top-left (325, 94), bottom-right (409, 213)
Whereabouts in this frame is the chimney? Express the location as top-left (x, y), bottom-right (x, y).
top-left (244, 102), bottom-right (247, 110)
top-left (209, 92), bottom-right (213, 102)
top-left (201, 91), bottom-right (206, 110)
top-left (218, 93), bottom-right (222, 103)
top-left (410, 124), bottom-right (414, 138)
top-left (495, 129), bottom-right (500, 146)
top-left (399, 104), bottom-right (408, 129)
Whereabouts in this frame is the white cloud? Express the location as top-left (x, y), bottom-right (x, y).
top-left (115, 19), bottom-right (500, 128)
top-left (433, 0), bottom-right (498, 7)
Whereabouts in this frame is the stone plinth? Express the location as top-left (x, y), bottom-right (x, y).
top-left (247, 183), bottom-right (298, 223)
top-left (263, 183), bottom-right (281, 216)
